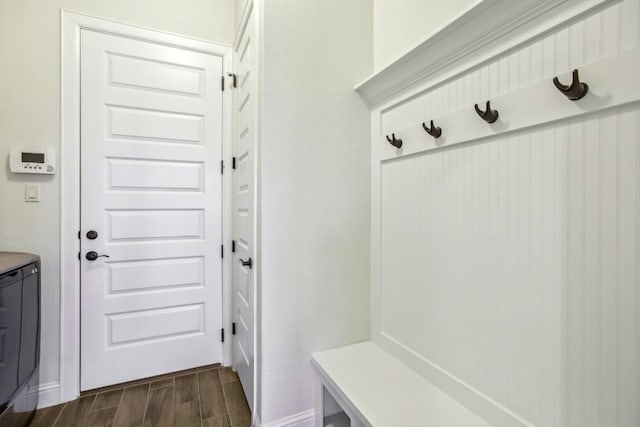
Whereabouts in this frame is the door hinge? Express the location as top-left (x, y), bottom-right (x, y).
top-left (221, 245), bottom-right (224, 258)
top-left (232, 240), bottom-right (236, 253)
top-left (221, 75), bottom-right (225, 91)
top-left (232, 157), bottom-right (236, 170)
top-left (221, 328), bottom-right (225, 342)
top-left (77, 252), bottom-right (80, 260)
top-left (227, 73), bottom-right (237, 88)
top-left (232, 322), bottom-right (237, 335)
top-left (221, 160), bottom-right (224, 174)
top-left (78, 231), bottom-right (80, 239)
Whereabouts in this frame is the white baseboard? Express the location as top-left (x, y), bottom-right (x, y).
top-left (258, 409), bottom-right (315, 427)
top-left (29, 382), bottom-right (61, 409)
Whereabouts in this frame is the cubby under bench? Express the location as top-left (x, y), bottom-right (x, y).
top-left (311, 341), bottom-right (490, 427)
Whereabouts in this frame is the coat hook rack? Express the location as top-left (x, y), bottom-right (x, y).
top-left (422, 120), bottom-right (442, 139)
top-left (474, 100), bottom-right (499, 123)
top-left (386, 133), bottom-right (403, 148)
top-left (553, 69), bottom-right (588, 100)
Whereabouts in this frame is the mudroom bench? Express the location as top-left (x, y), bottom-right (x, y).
top-left (311, 341), bottom-right (490, 427)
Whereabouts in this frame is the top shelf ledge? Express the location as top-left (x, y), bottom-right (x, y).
top-left (355, 0), bottom-right (611, 107)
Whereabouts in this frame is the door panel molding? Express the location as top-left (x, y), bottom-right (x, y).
top-left (61, 10), bottom-right (232, 403)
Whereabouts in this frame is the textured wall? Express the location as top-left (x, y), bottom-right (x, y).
top-left (259, 0), bottom-right (372, 423)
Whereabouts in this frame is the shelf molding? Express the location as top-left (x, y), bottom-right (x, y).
top-left (377, 46), bottom-right (640, 161)
top-left (355, 0), bottom-right (616, 107)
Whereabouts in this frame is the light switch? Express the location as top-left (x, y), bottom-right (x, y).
top-left (25, 183), bottom-right (40, 202)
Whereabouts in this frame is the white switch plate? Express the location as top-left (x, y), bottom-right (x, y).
top-left (25, 183), bottom-right (40, 202)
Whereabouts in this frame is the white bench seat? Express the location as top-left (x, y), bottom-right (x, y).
top-left (311, 341), bottom-right (490, 427)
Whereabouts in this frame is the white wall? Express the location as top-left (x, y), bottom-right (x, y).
top-left (259, 0), bottom-right (372, 424)
top-left (0, 0), bottom-right (234, 392)
top-left (373, 0), bottom-right (480, 72)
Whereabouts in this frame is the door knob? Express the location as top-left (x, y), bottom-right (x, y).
top-left (240, 258), bottom-right (253, 269)
top-left (86, 251), bottom-right (110, 261)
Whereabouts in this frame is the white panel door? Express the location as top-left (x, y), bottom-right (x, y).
top-left (232, 9), bottom-right (256, 410)
top-left (80, 29), bottom-right (223, 391)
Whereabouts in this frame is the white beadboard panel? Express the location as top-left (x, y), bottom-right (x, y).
top-left (564, 106), bottom-right (640, 427)
top-left (372, 3), bottom-right (640, 426)
top-left (381, 125), bottom-right (567, 426)
top-left (617, 110), bottom-right (639, 427)
top-left (380, 0), bottom-right (640, 136)
top-left (379, 105), bottom-right (639, 426)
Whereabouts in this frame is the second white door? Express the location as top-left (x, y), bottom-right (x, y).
top-left (80, 29), bottom-right (224, 391)
top-left (232, 7), bottom-right (257, 411)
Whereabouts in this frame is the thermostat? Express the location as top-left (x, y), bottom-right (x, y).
top-left (10, 148), bottom-right (56, 174)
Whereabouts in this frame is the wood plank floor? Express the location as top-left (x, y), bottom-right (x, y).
top-left (30, 366), bottom-right (251, 427)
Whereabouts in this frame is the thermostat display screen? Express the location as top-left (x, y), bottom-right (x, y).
top-left (22, 152), bottom-right (45, 163)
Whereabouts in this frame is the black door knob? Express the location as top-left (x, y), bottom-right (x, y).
top-left (240, 258), bottom-right (253, 269)
top-left (86, 251), bottom-right (110, 261)
top-left (86, 230), bottom-right (98, 240)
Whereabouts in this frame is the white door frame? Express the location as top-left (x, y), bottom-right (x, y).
top-left (60, 10), bottom-right (233, 403)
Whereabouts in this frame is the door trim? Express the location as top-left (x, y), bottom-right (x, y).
top-left (60, 10), bottom-right (233, 403)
